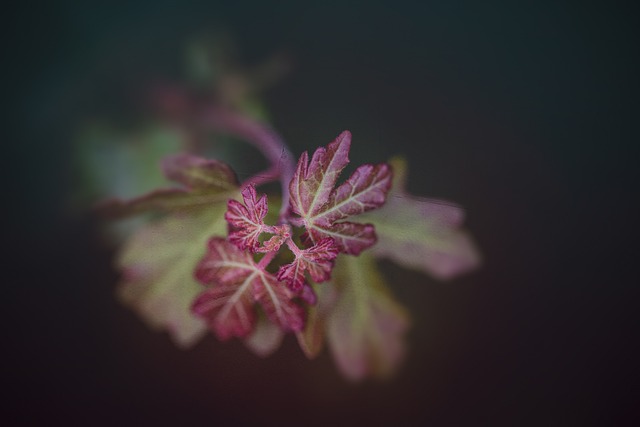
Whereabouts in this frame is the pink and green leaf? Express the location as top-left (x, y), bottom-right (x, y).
top-left (295, 282), bottom-right (338, 359)
top-left (326, 254), bottom-right (410, 381)
top-left (277, 237), bottom-right (338, 292)
top-left (191, 278), bottom-right (255, 340)
top-left (360, 157), bottom-right (481, 279)
top-left (226, 185), bottom-right (291, 253)
top-left (116, 204), bottom-right (229, 348)
top-left (289, 130), bottom-right (351, 218)
top-left (252, 272), bottom-right (305, 333)
top-left (225, 185), bottom-right (269, 252)
top-left (98, 153), bottom-right (238, 218)
top-left (288, 131), bottom-right (392, 255)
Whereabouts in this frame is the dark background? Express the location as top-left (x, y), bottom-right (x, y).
top-left (6, 1), bottom-right (638, 425)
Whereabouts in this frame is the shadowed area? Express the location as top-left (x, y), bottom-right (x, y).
top-left (6, 1), bottom-right (638, 425)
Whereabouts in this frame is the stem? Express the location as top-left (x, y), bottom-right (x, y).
top-left (257, 250), bottom-right (278, 270)
top-left (285, 237), bottom-right (302, 257)
top-left (200, 107), bottom-right (296, 223)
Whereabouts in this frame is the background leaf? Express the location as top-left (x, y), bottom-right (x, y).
top-left (326, 254), bottom-right (410, 381)
top-left (116, 204), bottom-right (228, 348)
top-left (361, 157), bottom-right (481, 279)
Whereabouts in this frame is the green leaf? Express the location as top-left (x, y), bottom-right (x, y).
top-left (98, 154), bottom-right (238, 219)
top-left (326, 254), bottom-right (410, 381)
top-left (116, 204), bottom-right (229, 348)
top-left (295, 283), bottom-right (337, 359)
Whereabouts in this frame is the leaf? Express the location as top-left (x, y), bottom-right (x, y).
top-left (192, 238), bottom-right (258, 340)
top-left (277, 237), bottom-right (338, 292)
top-left (289, 131), bottom-right (351, 219)
top-left (225, 185), bottom-right (290, 253)
top-left (252, 271), bottom-right (305, 333)
top-left (295, 282), bottom-right (338, 359)
top-left (73, 125), bottom-right (185, 205)
top-left (326, 254), bottom-right (410, 381)
top-left (116, 204), bottom-right (229, 348)
top-left (98, 153), bottom-right (238, 218)
top-left (225, 185), bottom-right (269, 252)
top-left (244, 314), bottom-right (285, 357)
top-left (289, 131), bottom-right (392, 255)
top-left (360, 157), bottom-right (481, 279)
top-left (194, 238), bottom-right (305, 336)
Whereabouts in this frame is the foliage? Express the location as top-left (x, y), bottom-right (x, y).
top-left (96, 58), bottom-right (480, 379)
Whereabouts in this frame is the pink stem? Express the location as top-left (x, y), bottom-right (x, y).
top-left (257, 250), bottom-right (278, 270)
top-left (199, 107), bottom-right (295, 223)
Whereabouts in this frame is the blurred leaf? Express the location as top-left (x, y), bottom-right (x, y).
top-left (74, 125), bottom-right (185, 204)
top-left (326, 254), bottom-right (410, 381)
top-left (361, 157), bottom-right (481, 279)
top-left (116, 204), bottom-right (228, 348)
top-left (244, 314), bottom-right (285, 357)
top-left (98, 153), bottom-right (238, 218)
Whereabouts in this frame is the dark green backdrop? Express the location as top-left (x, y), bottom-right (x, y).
top-left (6, 1), bottom-right (638, 425)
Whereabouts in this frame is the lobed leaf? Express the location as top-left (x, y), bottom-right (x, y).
top-left (289, 130), bottom-right (351, 218)
top-left (116, 204), bottom-right (229, 348)
top-left (226, 185), bottom-right (291, 253)
top-left (277, 237), bottom-right (339, 292)
top-left (359, 157), bottom-right (480, 279)
top-left (225, 185), bottom-right (269, 252)
top-left (191, 277), bottom-right (255, 340)
top-left (319, 163), bottom-right (393, 224)
top-left (326, 254), bottom-right (410, 381)
top-left (288, 131), bottom-right (392, 255)
top-left (98, 153), bottom-right (238, 218)
top-left (252, 272), bottom-right (305, 333)
top-left (194, 238), bottom-right (304, 337)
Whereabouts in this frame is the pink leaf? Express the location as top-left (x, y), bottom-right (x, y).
top-left (288, 131), bottom-right (392, 255)
top-left (194, 237), bottom-right (304, 337)
top-left (225, 185), bottom-right (269, 252)
top-left (193, 238), bottom-right (258, 339)
top-left (289, 130), bottom-right (351, 218)
top-left (277, 238), bottom-right (339, 292)
top-left (252, 273), bottom-right (305, 333)
top-left (320, 163), bottom-right (392, 223)
top-left (191, 281), bottom-right (255, 340)
top-left (115, 206), bottom-right (228, 348)
top-left (306, 221), bottom-right (377, 256)
top-left (259, 224), bottom-right (291, 253)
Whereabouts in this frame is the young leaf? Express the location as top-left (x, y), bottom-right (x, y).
top-left (98, 153), bottom-right (238, 218)
top-left (326, 254), bottom-right (410, 381)
top-left (359, 157), bottom-right (480, 279)
top-left (277, 237), bottom-right (339, 292)
top-left (226, 185), bottom-right (291, 253)
top-left (116, 204), bottom-right (228, 348)
top-left (289, 131), bottom-right (392, 254)
top-left (252, 272), bottom-right (305, 333)
top-left (225, 185), bottom-right (269, 252)
top-left (194, 238), bottom-right (305, 337)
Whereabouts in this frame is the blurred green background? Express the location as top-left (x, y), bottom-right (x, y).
top-left (6, 1), bottom-right (638, 425)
